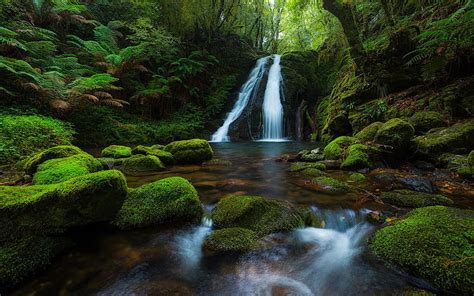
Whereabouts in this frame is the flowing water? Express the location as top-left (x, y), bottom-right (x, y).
top-left (13, 142), bottom-right (443, 295)
top-left (261, 54), bottom-right (284, 141)
top-left (211, 56), bottom-right (270, 142)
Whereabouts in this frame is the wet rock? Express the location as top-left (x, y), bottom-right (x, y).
top-left (290, 162), bottom-right (326, 172)
top-left (311, 176), bottom-right (351, 195)
top-left (371, 206), bottom-right (474, 295)
top-left (408, 111), bottom-right (446, 135)
top-left (374, 118), bottom-right (415, 157)
top-left (317, 160), bottom-right (341, 170)
top-left (380, 190), bottom-right (453, 208)
top-left (371, 169), bottom-right (435, 193)
top-left (204, 227), bottom-right (259, 254)
top-left (365, 211), bottom-right (386, 224)
top-left (300, 168), bottom-right (327, 177)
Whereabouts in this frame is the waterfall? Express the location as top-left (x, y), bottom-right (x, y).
top-left (211, 56), bottom-right (270, 142)
top-left (261, 54), bottom-right (284, 141)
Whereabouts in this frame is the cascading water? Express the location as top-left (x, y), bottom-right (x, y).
top-left (261, 54), bottom-right (284, 141)
top-left (211, 56), bottom-right (270, 142)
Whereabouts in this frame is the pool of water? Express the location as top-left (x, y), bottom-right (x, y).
top-left (11, 142), bottom-right (449, 295)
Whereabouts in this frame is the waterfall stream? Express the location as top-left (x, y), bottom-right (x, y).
top-left (261, 54), bottom-right (284, 141)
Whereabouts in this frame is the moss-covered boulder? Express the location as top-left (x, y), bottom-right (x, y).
top-left (32, 153), bottom-right (103, 185)
top-left (458, 150), bottom-right (474, 179)
top-left (121, 155), bottom-right (165, 174)
top-left (20, 145), bottom-right (84, 175)
top-left (380, 190), bottom-right (453, 208)
top-left (438, 153), bottom-right (467, 170)
top-left (0, 236), bottom-right (71, 289)
top-left (349, 172), bottom-right (366, 182)
top-left (413, 121), bottom-right (474, 158)
top-left (409, 111), bottom-right (445, 134)
top-left (354, 122), bottom-right (383, 142)
top-left (204, 227), bottom-right (259, 254)
top-left (113, 177), bottom-right (202, 229)
top-left (132, 145), bottom-right (174, 165)
top-left (101, 145), bottom-right (132, 159)
top-left (371, 206), bottom-right (474, 294)
top-left (290, 162), bottom-right (326, 172)
top-left (323, 136), bottom-right (358, 160)
top-left (341, 144), bottom-right (375, 170)
top-left (312, 176), bottom-right (351, 195)
top-left (164, 139), bottom-right (213, 164)
top-left (300, 168), bottom-right (327, 177)
top-left (0, 170), bottom-right (127, 241)
top-left (374, 118), bottom-right (415, 154)
top-left (211, 195), bottom-right (307, 236)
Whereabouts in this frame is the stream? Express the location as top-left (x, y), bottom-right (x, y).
top-left (12, 142), bottom-right (454, 295)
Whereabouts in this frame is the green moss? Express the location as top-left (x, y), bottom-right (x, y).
top-left (371, 206), bottom-right (474, 294)
top-left (312, 176), bottom-right (351, 195)
top-left (323, 136), bottom-right (358, 160)
top-left (374, 118), bottom-right (415, 153)
top-left (0, 170), bottom-right (127, 241)
top-left (290, 162), bottom-right (326, 172)
top-left (300, 168), bottom-right (327, 177)
top-left (341, 144), bottom-right (373, 170)
top-left (413, 121), bottom-right (474, 157)
top-left (211, 195), bottom-right (306, 237)
top-left (113, 177), bottom-right (202, 229)
top-left (164, 139), bottom-right (213, 164)
top-left (21, 145), bottom-right (84, 175)
top-left (32, 153), bottom-right (103, 185)
top-left (121, 155), bottom-right (165, 174)
top-left (409, 111), bottom-right (445, 134)
top-left (438, 153), bottom-right (467, 169)
top-left (0, 236), bottom-right (71, 289)
top-left (132, 145), bottom-right (174, 165)
top-left (354, 122), bottom-right (383, 142)
top-left (458, 150), bottom-right (474, 179)
top-left (204, 227), bottom-right (259, 254)
top-left (380, 190), bottom-right (453, 207)
top-left (101, 145), bottom-right (132, 159)
top-left (349, 172), bottom-right (366, 182)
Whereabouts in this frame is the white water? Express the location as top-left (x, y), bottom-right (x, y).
top-left (211, 56), bottom-right (270, 142)
top-left (261, 54), bottom-right (284, 141)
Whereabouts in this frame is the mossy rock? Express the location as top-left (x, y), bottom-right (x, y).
top-left (290, 162), bottom-right (326, 172)
top-left (32, 153), bottom-right (103, 185)
top-left (0, 170), bottom-right (127, 241)
top-left (164, 139), bottom-right (213, 164)
top-left (354, 122), bottom-right (383, 142)
top-left (300, 168), bottom-right (327, 177)
top-left (121, 155), bottom-right (165, 174)
top-left (132, 145), bottom-right (174, 165)
top-left (211, 195), bottom-right (307, 237)
top-left (340, 144), bottom-right (374, 170)
top-left (371, 206), bottom-right (474, 294)
top-left (380, 190), bottom-right (453, 208)
top-left (323, 136), bottom-right (358, 160)
top-left (312, 176), bottom-right (351, 195)
top-left (413, 120), bottom-right (474, 158)
top-left (204, 227), bottom-right (259, 254)
top-left (374, 118), bottom-right (415, 154)
top-left (113, 177), bottom-right (202, 229)
top-left (20, 145), bottom-right (84, 175)
top-left (408, 111), bottom-right (445, 135)
top-left (101, 145), bottom-right (132, 159)
top-left (458, 150), bottom-right (474, 179)
top-left (327, 114), bottom-right (353, 139)
top-left (438, 153), bottom-right (467, 170)
top-left (349, 172), bottom-right (366, 182)
top-left (0, 236), bottom-right (71, 289)
top-left (97, 157), bottom-right (127, 169)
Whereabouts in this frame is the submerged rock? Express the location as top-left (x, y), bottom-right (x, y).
top-left (0, 170), bottom-right (127, 241)
top-left (204, 227), bottom-right (259, 254)
top-left (408, 111), bottom-right (446, 135)
top-left (380, 190), bottom-right (453, 207)
top-left (354, 122), bottom-right (383, 142)
top-left (121, 155), bottom-right (165, 174)
top-left (371, 206), bottom-right (474, 294)
top-left (113, 177), bottom-right (202, 229)
top-left (164, 139), bottom-right (213, 164)
top-left (101, 145), bottom-right (132, 159)
top-left (311, 176), bottom-right (351, 195)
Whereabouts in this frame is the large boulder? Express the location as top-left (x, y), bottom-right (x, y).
top-left (371, 206), bottom-right (474, 295)
top-left (374, 118), bottom-right (415, 155)
top-left (204, 227), bottom-right (259, 254)
top-left (20, 145), bottom-right (84, 175)
top-left (413, 121), bottom-right (474, 158)
top-left (101, 145), bottom-right (132, 159)
top-left (380, 190), bottom-right (453, 208)
top-left (354, 122), bottom-right (383, 142)
top-left (0, 170), bottom-right (127, 241)
top-left (32, 153), bottom-right (103, 185)
top-left (132, 145), bottom-right (174, 165)
top-left (323, 136), bottom-right (358, 160)
top-left (164, 139), bottom-right (213, 164)
top-left (121, 155), bottom-right (165, 174)
top-left (340, 144), bottom-right (379, 170)
top-left (408, 111), bottom-right (446, 134)
top-left (211, 195), bottom-right (308, 237)
top-left (113, 177), bottom-right (202, 229)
